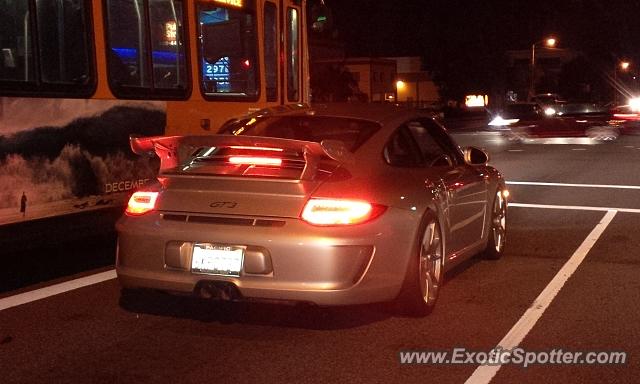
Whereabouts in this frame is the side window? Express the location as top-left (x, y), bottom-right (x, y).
top-left (286, 7), bottom-right (300, 101)
top-left (384, 126), bottom-right (423, 168)
top-left (0, 0), bottom-right (95, 96)
top-left (409, 118), bottom-right (464, 166)
top-left (105, 0), bottom-right (188, 99)
top-left (406, 121), bottom-right (451, 166)
top-left (264, 2), bottom-right (277, 102)
top-left (197, 1), bottom-right (258, 99)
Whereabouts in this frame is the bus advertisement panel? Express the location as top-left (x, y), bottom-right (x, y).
top-left (0, 98), bottom-right (165, 225)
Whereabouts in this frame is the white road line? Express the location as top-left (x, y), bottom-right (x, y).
top-left (0, 270), bottom-right (116, 312)
top-left (571, 148), bottom-right (587, 151)
top-left (507, 149), bottom-right (524, 152)
top-left (465, 210), bottom-right (617, 384)
top-left (507, 181), bottom-right (640, 190)
top-left (509, 202), bottom-right (640, 214)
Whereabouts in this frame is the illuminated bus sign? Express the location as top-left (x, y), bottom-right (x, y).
top-left (165, 22), bottom-right (177, 46)
top-left (204, 56), bottom-right (230, 92)
top-left (214, 0), bottom-right (243, 7)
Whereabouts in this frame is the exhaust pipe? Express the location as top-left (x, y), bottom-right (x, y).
top-left (197, 281), bottom-right (242, 301)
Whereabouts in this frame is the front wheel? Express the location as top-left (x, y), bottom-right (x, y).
top-left (397, 220), bottom-right (444, 317)
top-left (482, 189), bottom-right (507, 260)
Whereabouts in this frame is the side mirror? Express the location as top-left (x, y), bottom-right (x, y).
top-left (464, 146), bottom-right (489, 165)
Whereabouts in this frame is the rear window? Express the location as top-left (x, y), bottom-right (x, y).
top-left (223, 116), bottom-right (380, 151)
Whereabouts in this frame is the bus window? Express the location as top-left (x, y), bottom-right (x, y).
top-left (0, 1), bottom-right (35, 83)
top-left (263, 2), bottom-right (277, 102)
top-left (105, 0), bottom-right (189, 99)
top-left (149, 0), bottom-right (187, 90)
top-left (286, 7), bottom-right (299, 102)
top-left (35, 0), bottom-right (92, 85)
top-left (0, 0), bottom-right (94, 96)
top-left (197, 1), bottom-right (258, 99)
top-left (106, 0), bottom-right (151, 88)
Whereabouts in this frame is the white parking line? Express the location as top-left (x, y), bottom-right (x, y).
top-left (507, 181), bottom-right (640, 190)
top-left (465, 210), bottom-right (617, 384)
top-left (0, 270), bottom-right (116, 312)
top-left (509, 202), bottom-right (640, 214)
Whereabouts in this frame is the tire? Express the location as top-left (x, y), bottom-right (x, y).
top-left (397, 218), bottom-right (445, 317)
top-left (482, 189), bottom-right (507, 260)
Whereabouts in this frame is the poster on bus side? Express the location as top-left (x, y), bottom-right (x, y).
top-left (0, 97), bottom-right (165, 226)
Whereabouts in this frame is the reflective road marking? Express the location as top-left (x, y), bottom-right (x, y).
top-left (507, 181), bottom-right (640, 190)
top-left (0, 270), bottom-right (116, 312)
top-left (465, 210), bottom-right (617, 384)
top-left (509, 202), bottom-right (640, 214)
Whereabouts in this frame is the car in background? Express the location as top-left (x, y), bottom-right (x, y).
top-left (116, 103), bottom-right (508, 316)
top-left (533, 93), bottom-right (564, 105)
top-left (489, 102), bottom-right (618, 142)
top-left (609, 104), bottom-right (640, 135)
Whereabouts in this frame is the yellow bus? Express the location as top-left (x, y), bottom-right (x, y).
top-left (0, 0), bottom-right (322, 225)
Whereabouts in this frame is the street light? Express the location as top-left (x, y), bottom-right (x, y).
top-left (614, 60), bottom-right (631, 105)
top-left (528, 37), bottom-right (557, 101)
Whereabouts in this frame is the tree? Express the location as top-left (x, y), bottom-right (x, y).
top-left (558, 56), bottom-right (607, 102)
top-left (310, 63), bottom-right (359, 102)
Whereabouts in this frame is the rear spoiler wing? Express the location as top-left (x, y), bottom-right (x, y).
top-left (130, 134), bottom-right (354, 180)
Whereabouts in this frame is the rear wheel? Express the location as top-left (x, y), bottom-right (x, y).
top-left (482, 189), bottom-right (507, 260)
top-left (397, 220), bottom-right (444, 317)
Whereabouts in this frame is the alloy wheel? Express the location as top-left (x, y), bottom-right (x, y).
top-left (492, 191), bottom-right (507, 253)
top-left (419, 222), bottom-right (443, 305)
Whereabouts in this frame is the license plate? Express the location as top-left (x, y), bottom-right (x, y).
top-left (191, 243), bottom-right (244, 276)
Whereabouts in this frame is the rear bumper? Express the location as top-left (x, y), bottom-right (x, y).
top-left (116, 209), bottom-right (419, 306)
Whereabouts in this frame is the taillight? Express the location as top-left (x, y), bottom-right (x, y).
top-left (125, 191), bottom-right (159, 216)
top-left (301, 198), bottom-right (386, 226)
top-left (228, 156), bottom-right (283, 166)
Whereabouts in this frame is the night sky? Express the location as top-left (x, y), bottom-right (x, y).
top-left (324, 0), bottom-right (640, 98)
top-left (326, 0), bottom-right (640, 58)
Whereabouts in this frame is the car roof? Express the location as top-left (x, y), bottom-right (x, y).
top-left (307, 103), bottom-right (425, 123)
top-left (245, 103), bottom-right (432, 126)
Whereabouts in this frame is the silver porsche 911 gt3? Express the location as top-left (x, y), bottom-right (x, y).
top-left (116, 103), bottom-right (507, 316)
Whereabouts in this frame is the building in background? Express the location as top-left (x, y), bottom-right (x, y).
top-left (387, 56), bottom-right (440, 107)
top-left (311, 56), bottom-right (441, 105)
top-left (312, 57), bottom-right (397, 102)
top-left (343, 57), bottom-right (397, 102)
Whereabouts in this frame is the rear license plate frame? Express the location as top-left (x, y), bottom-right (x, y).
top-left (191, 243), bottom-right (245, 277)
